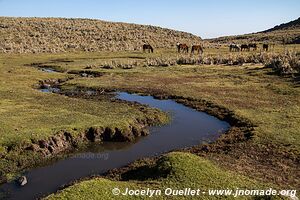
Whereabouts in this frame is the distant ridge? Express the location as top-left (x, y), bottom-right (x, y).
top-left (207, 17), bottom-right (300, 44)
top-left (263, 17), bottom-right (300, 32)
top-left (0, 17), bottom-right (202, 53)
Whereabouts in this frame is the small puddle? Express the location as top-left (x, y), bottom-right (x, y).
top-left (40, 68), bottom-right (57, 73)
top-left (39, 88), bottom-right (61, 93)
top-left (0, 92), bottom-right (230, 200)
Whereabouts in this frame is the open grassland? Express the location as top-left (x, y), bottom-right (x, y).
top-left (53, 47), bottom-right (299, 147)
top-left (0, 45), bottom-right (299, 199)
top-left (63, 58), bottom-right (300, 148)
top-left (33, 46), bottom-right (300, 188)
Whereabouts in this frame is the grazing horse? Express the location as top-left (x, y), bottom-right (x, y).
top-left (241, 44), bottom-right (250, 51)
top-left (191, 45), bottom-right (203, 54)
top-left (229, 44), bottom-right (240, 52)
top-left (143, 44), bottom-right (154, 53)
top-left (249, 43), bottom-right (257, 51)
top-left (177, 43), bottom-right (189, 53)
top-left (263, 44), bottom-right (269, 51)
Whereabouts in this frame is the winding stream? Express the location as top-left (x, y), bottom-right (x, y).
top-left (0, 92), bottom-right (230, 200)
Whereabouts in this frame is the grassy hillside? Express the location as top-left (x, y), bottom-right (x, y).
top-left (0, 17), bottom-right (201, 53)
top-left (208, 17), bottom-right (300, 44)
top-left (263, 17), bottom-right (300, 32)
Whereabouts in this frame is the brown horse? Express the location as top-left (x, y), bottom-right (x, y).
top-left (177, 43), bottom-right (189, 53)
top-left (191, 45), bottom-right (203, 54)
top-left (263, 44), bottom-right (268, 51)
top-left (241, 44), bottom-right (250, 51)
top-left (143, 44), bottom-right (153, 53)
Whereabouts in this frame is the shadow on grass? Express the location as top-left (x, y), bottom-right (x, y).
top-left (120, 158), bottom-right (171, 181)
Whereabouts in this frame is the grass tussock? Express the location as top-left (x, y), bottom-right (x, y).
top-left (102, 50), bottom-right (299, 76)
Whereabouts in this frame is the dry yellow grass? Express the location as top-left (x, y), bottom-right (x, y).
top-left (0, 17), bottom-right (201, 53)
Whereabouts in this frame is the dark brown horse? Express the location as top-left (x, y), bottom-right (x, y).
top-left (241, 44), bottom-right (250, 51)
top-left (263, 44), bottom-right (268, 51)
top-left (143, 44), bottom-right (153, 53)
top-left (177, 43), bottom-right (189, 53)
top-left (249, 43), bottom-right (257, 51)
top-left (191, 45), bottom-right (203, 54)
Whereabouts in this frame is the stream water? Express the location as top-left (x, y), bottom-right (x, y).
top-left (0, 92), bottom-right (230, 200)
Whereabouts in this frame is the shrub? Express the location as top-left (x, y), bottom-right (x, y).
top-left (264, 51), bottom-right (300, 74)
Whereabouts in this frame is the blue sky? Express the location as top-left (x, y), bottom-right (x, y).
top-left (0, 0), bottom-right (299, 38)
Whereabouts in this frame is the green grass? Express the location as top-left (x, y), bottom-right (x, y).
top-left (0, 46), bottom-right (299, 198)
